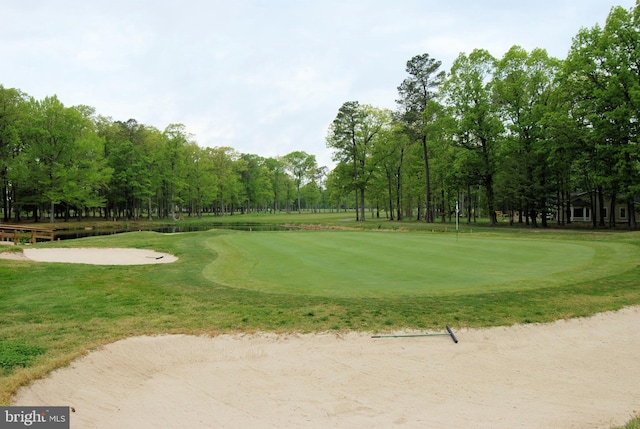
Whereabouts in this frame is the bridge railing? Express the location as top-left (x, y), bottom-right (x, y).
top-left (0, 225), bottom-right (55, 244)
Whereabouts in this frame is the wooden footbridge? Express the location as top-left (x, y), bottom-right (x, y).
top-left (0, 225), bottom-right (55, 244)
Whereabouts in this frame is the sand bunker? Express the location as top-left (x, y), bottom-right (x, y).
top-left (0, 248), bottom-right (177, 265)
top-left (11, 307), bottom-right (640, 428)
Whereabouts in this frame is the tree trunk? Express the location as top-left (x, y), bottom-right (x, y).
top-left (485, 174), bottom-right (497, 226)
top-left (466, 186), bottom-right (472, 224)
top-left (609, 191), bottom-right (617, 228)
top-left (628, 200), bottom-right (636, 229)
top-left (396, 149), bottom-right (404, 221)
top-left (386, 167), bottom-right (394, 221)
top-left (598, 187), bottom-right (606, 227)
top-left (1, 171), bottom-right (8, 222)
top-left (422, 136), bottom-right (432, 223)
top-left (359, 187), bottom-right (366, 222)
top-left (170, 181), bottom-right (176, 221)
top-left (565, 191), bottom-right (572, 225)
top-left (530, 207), bottom-right (538, 227)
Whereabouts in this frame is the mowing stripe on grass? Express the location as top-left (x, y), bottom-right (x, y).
top-left (203, 231), bottom-right (640, 297)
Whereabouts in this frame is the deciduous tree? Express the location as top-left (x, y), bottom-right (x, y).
top-left (327, 102), bottom-right (391, 221)
top-left (443, 49), bottom-right (503, 226)
top-left (0, 85), bottom-right (27, 221)
top-left (283, 151), bottom-right (317, 214)
top-left (493, 46), bottom-right (561, 226)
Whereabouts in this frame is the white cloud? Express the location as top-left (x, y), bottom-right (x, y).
top-left (74, 23), bottom-right (151, 72)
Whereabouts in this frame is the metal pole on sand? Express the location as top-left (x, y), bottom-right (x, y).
top-left (371, 325), bottom-right (458, 343)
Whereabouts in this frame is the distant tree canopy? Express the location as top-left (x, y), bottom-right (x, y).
top-left (325, 2), bottom-right (640, 228)
top-left (0, 87), bottom-right (323, 221)
top-left (2, 3), bottom-right (639, 227)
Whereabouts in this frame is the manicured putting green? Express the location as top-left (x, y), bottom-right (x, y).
top-left (204, 231), bottom-right (640, 297)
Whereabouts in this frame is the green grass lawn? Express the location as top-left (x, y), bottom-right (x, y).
top-left (1, 219), bottom-right (640, 427)
top-left (204, 230), bottom-right (640, 297)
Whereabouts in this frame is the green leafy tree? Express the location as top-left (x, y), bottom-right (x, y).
top-left (564, 3), bottom-right (640, 228)
top-left (237, 153), bottom-right (272, 213)
top-left (22, 96), bottom-right (105, 222)
top-left (208, 146), bottom-right (239, 215)
top-left (443, 49), bottom-right (503, 226)
top-left (324, 162), bottom-right (355, 212)
top-left (493, 46), bottom-right (561, 226)
top-left (423, 101), bottom-right (458, 222)
top-left (283, 150), bottom-right (317, 214)
top-left (162, 124), bottom-right (190, 220)
top-left (327, 101), bottom-right (361, 218)
top-left (264, 157), bottom-right (288, 212)
top-left (540, 80), bottom-right (583, 226)
top-left (101, 119), bottom-right (157, 219)
top-left (326, 102), bottom-right (391, 221)
top-left (59, 106), bottom-right (112, 219)
top-left (183, 143), bottom-right (217, 217)
top-left (0, 85), bottom-right (27, 221)
top-left (369, 124), bottom-right (407, 220)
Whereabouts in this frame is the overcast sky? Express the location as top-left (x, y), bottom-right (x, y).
top-left (1, 1), bottom-right (635, 168)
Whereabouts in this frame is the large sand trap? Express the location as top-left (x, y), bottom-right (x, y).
top-left (0, 248), bottom-right (177, 265)
top-left (11, 307), bottom-right (640, 428)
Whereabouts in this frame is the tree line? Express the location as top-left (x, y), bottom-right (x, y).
top-left (0, 90), bottom-right (324, 222)
top-left (326, 3), bottom-right (640, 228)
top-left (2, 4), bottom-right (638, 227)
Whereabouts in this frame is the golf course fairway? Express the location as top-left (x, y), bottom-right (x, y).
top-left (204, 230), bottom-right (640, 297)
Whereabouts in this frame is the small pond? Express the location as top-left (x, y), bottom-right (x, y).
top-left (54, 223), bottom-right (295, 241)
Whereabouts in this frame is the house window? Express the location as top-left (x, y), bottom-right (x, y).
top-left (573, 208), bottom-right (584, 218)
top-left (620, 207), bottom-right (627, 219)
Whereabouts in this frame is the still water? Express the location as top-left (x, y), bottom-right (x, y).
top-left (54, 223), bottom-right (294, 240)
